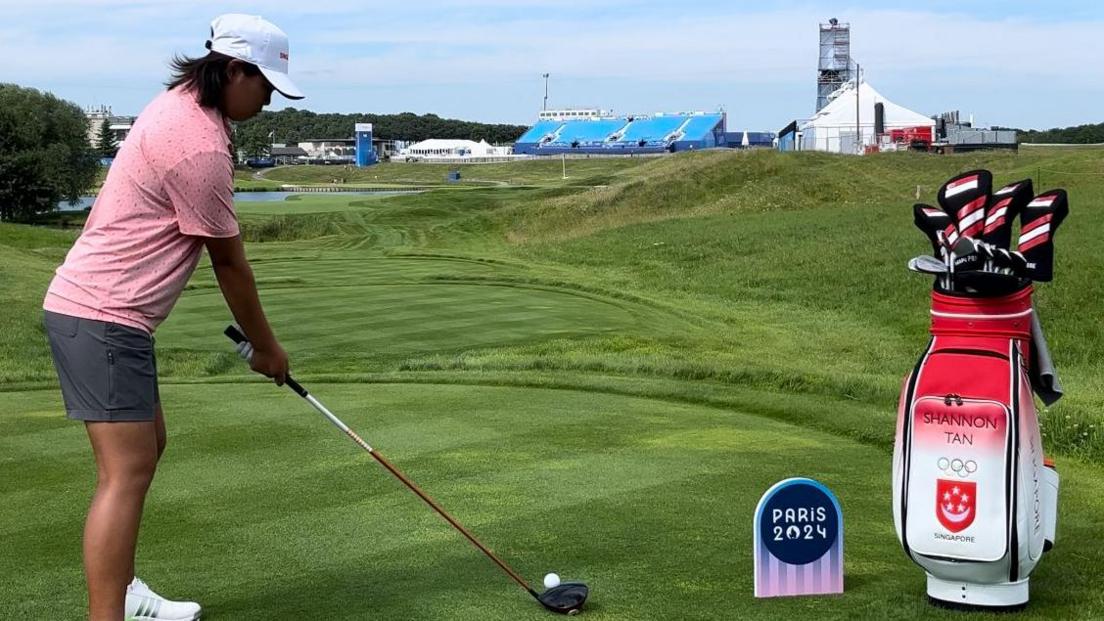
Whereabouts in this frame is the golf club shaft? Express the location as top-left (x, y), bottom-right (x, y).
top-left (302, 389), bottom-right (536, 596)
top-left (223, 325), bottom-right (538, 598)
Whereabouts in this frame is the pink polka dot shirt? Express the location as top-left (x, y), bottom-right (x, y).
top-left (44, 87), bottom-right (240, 334)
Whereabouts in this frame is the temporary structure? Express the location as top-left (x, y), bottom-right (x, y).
top-left (800, 81), bottom-right (934, 153)
top-left (400, 139), bottom-right (509, 158)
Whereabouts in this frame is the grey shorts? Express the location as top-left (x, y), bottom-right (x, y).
top-left (44, 311), bottom-right (160, 422)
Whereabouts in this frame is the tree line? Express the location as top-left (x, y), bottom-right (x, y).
top-left (233, 109), bottom-right (530, 158)
top-left (999, 123), bottom-right (1104, 144)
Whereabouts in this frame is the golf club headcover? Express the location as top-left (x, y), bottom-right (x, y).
top-left (913, 203), bottom-right (955, 256)
top-left (1017, 190), bottom-right (1069, 282)
top-left (938, 170), bottom-right (993, 240)
top-left (981, 179), bottom-right (1033, 250)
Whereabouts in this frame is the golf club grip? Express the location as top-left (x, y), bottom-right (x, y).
top-left (224, 324), bottom-right (248, 344)
top-left (223, 325), bottom-right (308, 398)
top-left (284, 377), bottom-right (308, 398)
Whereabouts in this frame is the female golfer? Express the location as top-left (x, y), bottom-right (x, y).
top-left (43, 14), bottom-right (303, 621)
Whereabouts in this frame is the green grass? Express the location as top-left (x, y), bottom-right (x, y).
top-left (260, 158), bottom-right (654, 187)
top-left (2, 148), bottom-right (1103, 619)
top-left (5, 383), bottom-right (1104, 620)
top-left (235, 192), bottom-right (426, 216)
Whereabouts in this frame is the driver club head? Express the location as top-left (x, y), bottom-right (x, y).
top-left (537, 582), bottom-right (589, 615)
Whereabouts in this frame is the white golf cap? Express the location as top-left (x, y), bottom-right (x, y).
top-left (206, 13), bottom-right (304, 100)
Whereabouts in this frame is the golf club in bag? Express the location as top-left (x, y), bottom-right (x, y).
top-left (894, 172), bottom-right (1066, 610)
top-left (224, 326), bottom-right (589, 616)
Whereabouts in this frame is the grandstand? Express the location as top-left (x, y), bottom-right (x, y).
top-left (552, 119), bottom-right (630, 147)
top-left (514, 112), bottom-right (727, 155)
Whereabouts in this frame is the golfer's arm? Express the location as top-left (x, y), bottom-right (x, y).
top-left (205, 235), bottom-right (279, 351)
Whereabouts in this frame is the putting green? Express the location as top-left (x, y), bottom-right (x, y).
top-left (3, 383), bottom-right (1100, 620)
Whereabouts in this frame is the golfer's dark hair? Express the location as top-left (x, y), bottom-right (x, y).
top-left (165, 51), bottom-right (262, 108)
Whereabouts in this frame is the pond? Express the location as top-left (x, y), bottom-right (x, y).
top-left (57, 190), bottom-right (420, 211)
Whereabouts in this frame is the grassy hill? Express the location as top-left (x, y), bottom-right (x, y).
top-left (2, 148), bottom-right (1103, 619)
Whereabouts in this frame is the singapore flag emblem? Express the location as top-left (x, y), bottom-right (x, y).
top-left (936, 479), bottom-right (976, 532)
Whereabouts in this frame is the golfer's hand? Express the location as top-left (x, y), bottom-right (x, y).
top-left (249, 341), bottom-right (290, 386)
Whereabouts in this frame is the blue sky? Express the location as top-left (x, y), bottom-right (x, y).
top-left (4, 1), bottom-right (1101, 130)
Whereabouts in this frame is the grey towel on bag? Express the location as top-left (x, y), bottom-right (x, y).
top-left (1030, 313), bottom-right (1064, 406)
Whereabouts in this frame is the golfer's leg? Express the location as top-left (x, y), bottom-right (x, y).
top-left (83, 420), bottom-right (159, 621)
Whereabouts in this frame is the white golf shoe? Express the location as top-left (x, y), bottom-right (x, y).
top-left (124, 577), bottom-right (201, 621)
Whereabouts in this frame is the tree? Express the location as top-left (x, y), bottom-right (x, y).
top-left (0, 84), bottom-right (98, 222)
top-left (1002, 122), bottom-right (1104, 144)
top-left (95, 114), bottom-right (117, 158)
top-left (239, 132), bottom-right (271, 160)
top-left (234, 109), bottom-right (529, 148)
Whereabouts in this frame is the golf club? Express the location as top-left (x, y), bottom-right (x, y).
top-left (947, 237), bottom-right (1028, 295)
top-left (907, 255), bottom-right (949, 275)
top-left (224, 325), bottom-right (590, 616)
top-left (912, 204), bottom-right (956, 289)
top-left (950, 232), bottom-right (986, 274)
top-left (934, 170), bottom-right (990, 291)
top-left (973, 241), bottom-right (1028, 276)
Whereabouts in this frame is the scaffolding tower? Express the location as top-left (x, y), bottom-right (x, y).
top-left (817, 18), bottom-right (852, 113)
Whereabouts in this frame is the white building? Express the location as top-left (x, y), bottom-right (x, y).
top-left (85, 105), bottom-right (135, 148)
top-left (399, 139), bottom-right (513, 161)
top-left (799, 81), bottom-right (934, 154)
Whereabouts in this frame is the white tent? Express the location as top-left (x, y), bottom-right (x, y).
top-left (799, 81), bottom-right (934, 154)
top-left (400, 138), bottom-right (509, 159)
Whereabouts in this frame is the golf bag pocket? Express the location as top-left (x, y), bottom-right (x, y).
top-left (903, 395), bottom-right (1010, 562)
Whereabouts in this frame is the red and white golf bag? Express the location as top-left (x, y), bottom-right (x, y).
top-left (893, 286), bottom-right (1060, 609)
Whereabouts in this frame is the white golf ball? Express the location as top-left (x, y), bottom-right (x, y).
top-left (544, 573), bottom-right (561, 589)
